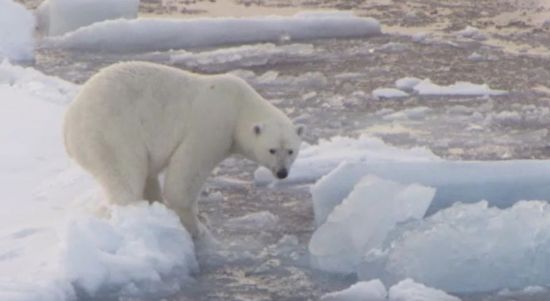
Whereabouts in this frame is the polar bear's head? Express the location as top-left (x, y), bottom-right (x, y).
top-left (251, 121), bottom-right (304, 179)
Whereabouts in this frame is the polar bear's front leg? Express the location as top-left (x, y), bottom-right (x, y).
top-left (163, 139), bottom-right (226, 238)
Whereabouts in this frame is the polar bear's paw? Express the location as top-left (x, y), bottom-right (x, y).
top-left (181, 212), bottom-right (212, 240)
top-left (197, 214), bottom-right (214, 237)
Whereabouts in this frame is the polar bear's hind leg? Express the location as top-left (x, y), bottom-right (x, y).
top-left (74, 138), bottom-right (148, 206)
top-left (96, 161), bottom-right (147, 205)
top-left (144, 176), bottom-right (163, 203)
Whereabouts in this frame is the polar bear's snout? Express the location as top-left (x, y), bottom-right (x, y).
top-left (276, 168), bottom-right (288, 179)
top-left (252, 122), bottom-right (302, 181)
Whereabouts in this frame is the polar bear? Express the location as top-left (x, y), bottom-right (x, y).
top-left (64, 61), bottom-right (303, 237)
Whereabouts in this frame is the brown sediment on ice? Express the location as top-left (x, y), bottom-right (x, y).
top-left (139, 0), bottom-right (303, 18)
top-left (136, 0), bottom-right (549, 58)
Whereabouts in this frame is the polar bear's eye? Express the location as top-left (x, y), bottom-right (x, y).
top-left (269, 149), bottom-right (276, 154)
top-left (288, 150), bottom-right (294, 155)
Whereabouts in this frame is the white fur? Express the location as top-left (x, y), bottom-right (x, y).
top-left (63, 62), bottom-right (302, 237)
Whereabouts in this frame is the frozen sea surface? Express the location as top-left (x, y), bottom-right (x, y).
top-left (8, 0), bottom-right (550, 300)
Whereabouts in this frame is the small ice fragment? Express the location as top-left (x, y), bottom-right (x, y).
top-left (456, 26), bottom-right (487, 41)
top-left (309, 176), bottom-right (434, 273)
top-left (372, 88), bottom-right (409, 99)
top-left (320, 279), bottom-right (387, 301)
top-left (395, 77), bottom-right (422, 92)
top-left (388, 279), bottom-right (461, 301)
top-left (413, 79), bottom-right (507, 96)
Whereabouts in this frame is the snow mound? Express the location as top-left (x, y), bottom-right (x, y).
top-left (43, 0), bottom-right (139, 36)
top-left (309, 176), bottom-right (434, 273)
top-left (255, 135), bottom-right (440, 186)
top-left (44, 12), bottom-right (381, 52)
top-left (388, 279), bottom-right (461, 301)
top-left (361, 201), bottom-right (550, 293)
top-left (321, 279), bottom-right (461, 301)
top-left (372, 88), bottom-right (409, 99)
top-left (0, 59), bottom-right (78, 104)
top-left (320, 279), bottom-right (387, 301)
top-left (62, 202), bottom-right (197, 299)
top-left (0, 203), bottom-right (197, 301)
top-left (170, 43), bottom-right (316, 72)
top-left (0, 0), bottom-right (35, 61)
top-left (413, 79), bottom-right (507, 96)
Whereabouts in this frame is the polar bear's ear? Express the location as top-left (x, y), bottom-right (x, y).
top-left (253, 124), bottom-right (264, 136)
top-left (296, 124), bottom-right (305, 137)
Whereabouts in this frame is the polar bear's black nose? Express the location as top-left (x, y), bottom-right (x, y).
top-left (276, 168), bottom-right (288, 179)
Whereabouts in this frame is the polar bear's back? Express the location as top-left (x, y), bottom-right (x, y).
top-left (76, 61), bottom-right (199, 106)
top-left (71, 61), bottom-right (259, 110)
top-left (64, 62), bottom-right (199, 167)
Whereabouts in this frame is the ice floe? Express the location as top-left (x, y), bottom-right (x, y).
top-left (0, 0), bottom-right (35, 61)
top-left (44, 12), bottom-right (381, 53)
